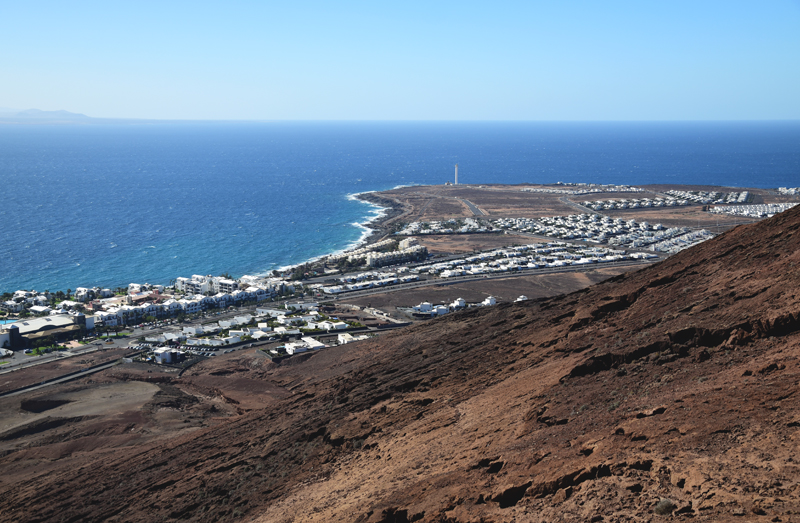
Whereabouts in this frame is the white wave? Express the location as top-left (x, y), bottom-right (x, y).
top-left (253, 187), bottom-right (407, 278)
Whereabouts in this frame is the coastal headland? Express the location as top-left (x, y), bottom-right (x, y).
top-left (333, 182), bottom-right (797, 313)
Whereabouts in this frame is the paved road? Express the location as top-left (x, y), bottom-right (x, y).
top-left (414, 189), bottom-right (442, 218)
top-left (0, 341), bottom-right (121, 375)
top-left (322, 258), bottom-right (657, 300)
top-left (0, 360), bottom-right (122, 397)
top-left (458, 198), bottom-right (485, 216)
top-left (558, 196), bottom-right (602, 216)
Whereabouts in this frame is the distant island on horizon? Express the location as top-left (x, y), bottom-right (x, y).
top-left (2, 107), bottom-right (800, 125)
top-left (0, 107), bottom-right (90, 120)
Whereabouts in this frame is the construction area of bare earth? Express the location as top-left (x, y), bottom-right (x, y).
top-left (2, 184), bottom-right (800, 522)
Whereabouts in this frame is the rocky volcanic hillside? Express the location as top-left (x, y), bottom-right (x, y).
top-left (3, 207), bottom-right (800, 522)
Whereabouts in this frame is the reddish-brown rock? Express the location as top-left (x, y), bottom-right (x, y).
top-left (3, 206), bottom-right (800, 522)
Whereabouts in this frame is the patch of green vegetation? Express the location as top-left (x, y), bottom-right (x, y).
top-left (98, 332), bottom-right (130, 339)
top-left (654, 498), bottom-right (677, 516)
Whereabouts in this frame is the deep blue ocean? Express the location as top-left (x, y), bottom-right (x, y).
top-left (1, 121), bottom-right (798, 293)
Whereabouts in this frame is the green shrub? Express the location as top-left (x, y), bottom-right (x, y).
top-left (654, 499), bottom-right (676, 516)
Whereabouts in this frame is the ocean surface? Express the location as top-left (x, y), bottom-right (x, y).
top-left (1, 121), bottom-right (798, 293)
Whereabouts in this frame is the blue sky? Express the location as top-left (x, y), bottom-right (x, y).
top-left (1, 1), bottom-right (799, 120)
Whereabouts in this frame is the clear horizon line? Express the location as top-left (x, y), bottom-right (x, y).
top-left (2, 114), bottom-right (799, 124)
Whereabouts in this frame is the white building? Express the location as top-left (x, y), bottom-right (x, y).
top-left (399, 237), bottom-right (419, 250)
top-left (215, 278), bottom-right (239, 294)
top-left (286, 302), bottom-right (319, 311)
top-left (285, 336), bottom-right (326, 354)
top-left (128, 283), bottom-right (154, 294)
top-left (337, 332), bottom-right (371, 344)
top-left (1, 301), bottom-right (24, 313)
top-left (313, 320), bottom-right (347, 331)
top-left (32, 295), bottom-right (50, 306)
top-left (301, 336), bottom-right (326, 349)
top-left (162, 299), bottom-right (182, 315)
top-left (178, 299), bottom-right (202, 314)
top-left (450, 298), bottom-right (466, 309)
top-left (94, 310), bottom-right (120, 326)
top-left (256, 308), bottom-right (284, 318)
top-left (277, 315), bottom-right (304, 326)
top-left (273, 326), bottom-right (301, 336)
top-left (29, 305), bottom-right (52, 315)
top-left (284, 342), bottom-right (308, 355)
top-left (153, 348), bottom-right (173, 364)
top-left (13, 290), bottom-right (34, 301)
top-left (153, 348), bottom-right (183, 364)
top-left (413, 302), bottom-right (432, 313)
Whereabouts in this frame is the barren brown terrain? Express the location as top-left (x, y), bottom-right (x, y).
top-left (2, 206), bottom-right (800, 522)
top-left (601, 206), bottom-right (758, 230)
top-left (413, 233), bottom-right (542, 255)
top-left (377, 185), bottom-right (585, 221)
top-left (0, 347), bottom-right (132, 394)
top-left (372, 184), bottom-right (793, 232)
top-left (344, 267), bottom-right (632, 310)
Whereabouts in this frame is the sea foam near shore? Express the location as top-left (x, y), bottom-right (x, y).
top-left (270, 191), bottom-right (394, 274)
top-left (2, 122), bottom-right (798, 293)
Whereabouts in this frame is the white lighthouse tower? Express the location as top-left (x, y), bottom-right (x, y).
top-left (455, 163), bottom-right (458, 185)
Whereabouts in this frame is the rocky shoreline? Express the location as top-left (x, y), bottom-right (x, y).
top-left (279, 190), bottom-right (411, 278)
top-left (353, 190), bottom-right (409, 245)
